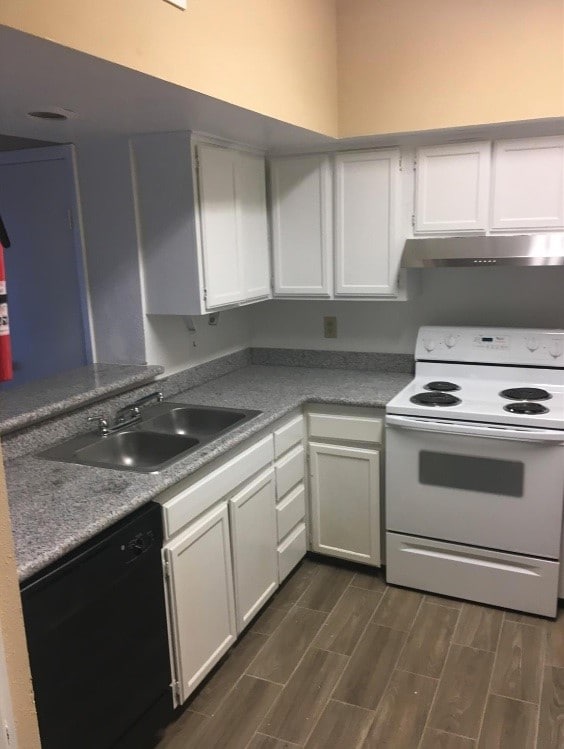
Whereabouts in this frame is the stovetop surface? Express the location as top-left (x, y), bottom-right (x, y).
top-left (386, 362), bottom-right (564, 429)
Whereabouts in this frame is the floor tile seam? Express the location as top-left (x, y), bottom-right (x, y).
top-left (245, 730), bottom-right (303, 749)
top-left (193, 668), bottom-right (286, 724)
top-left (392, 595), bottom-right (427, 670)
top-left (244, 603), bottom-right (299, 676)
top-left (350, 622), bottom-right (415, 718)
top-left (415, 639), bottom-right (454, 749)
top-left (256, 643), bottom-right (350, 748)
top-left (294, 571), bottom-right (353, 615)
top-left (428, 727), bottom-right (479, 742)
top-left (502, 612), bottom-right (546, 629)
top-left (423, 595), bottom-right (464, 611)
top-left (397, 598), bottom-right (462, 678)
top-left (488, 690), bottom-right (541, 707)
top-left (324, 591), bottom-right (400, 707)
top-left (394, 666), bottom-right (441, 682)
top-left (493, 617), bottom-right (545, 705)
top-left (475, 608), bottom-right (505, 745)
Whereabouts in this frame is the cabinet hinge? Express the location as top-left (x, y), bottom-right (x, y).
top-left (203, 288), bottom-right (208, 303)
top-left (172, 680), bottom-right (181, 701)
top-left (163, 558), bottom-right (171, 580)
top-left (399, 156), bottom-right (402, 171)
top-left (411, 214), bottom-right (416, 228)
top-left (413, 159), bottom-right (417, 171)
top-left (4, 724), bottom-right (10, 746)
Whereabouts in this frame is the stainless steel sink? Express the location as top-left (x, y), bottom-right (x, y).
top-left (74, 431), bottom-right (198, 472)
top-left (143, 406), bottom-right (250, 436)
top-left (39, 402), bottom-right (261, 473)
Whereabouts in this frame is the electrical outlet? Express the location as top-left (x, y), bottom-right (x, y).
top-left (323, 316), bottom-right (337, 339)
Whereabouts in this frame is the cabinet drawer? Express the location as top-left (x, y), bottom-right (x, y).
top-left (309, 413), bottom-right (383, 444)
top-left (278, 523), bottom-right (307, 583)
top-left (275, 444), bottom-right (304, 499)
top-left (276, 483), bottom-right (306, 543)
top-left (386, 532), bottom-right (559, 618)
top-left (163, 436), bottom-right (273, 538)
top-left (274, 414), bottom-right (304, 459)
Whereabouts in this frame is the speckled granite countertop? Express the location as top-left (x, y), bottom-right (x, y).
top-left (0, 364), bottom-right (164, 436)
top-left (7, 365), bottom-right (410, 581)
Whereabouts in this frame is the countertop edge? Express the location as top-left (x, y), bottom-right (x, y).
top-left (0, 365), bottom-right (165, 436)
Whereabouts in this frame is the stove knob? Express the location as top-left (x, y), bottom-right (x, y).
top-left (549, 340), bottom-right (563, 359)
top-left (423, 337), bottom-right (436, 352)
top-left (444, 335), bottom-right (457, 349)
top-left (525, 337), bottom-right (539, 352)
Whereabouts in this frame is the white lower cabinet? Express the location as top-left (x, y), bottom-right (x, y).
top-left (164, 502), bottom-right (236, 704)
top-left (229, 468), bottom-right (278, 633)
top-left (309, 442), bottom-right (381, 566)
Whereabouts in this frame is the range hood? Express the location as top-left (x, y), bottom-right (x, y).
top-left (401, 234), bottom-right (564, 268)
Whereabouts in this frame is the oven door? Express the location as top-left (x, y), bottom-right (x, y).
top-left (386, 415), bottom-right (564, 559)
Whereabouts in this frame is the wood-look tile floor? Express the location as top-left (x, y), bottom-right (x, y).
top-left (157, 556), bottom-right (564, 749)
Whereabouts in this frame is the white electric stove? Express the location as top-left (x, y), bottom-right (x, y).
top-left (385, 326), bottom-right (564, 617)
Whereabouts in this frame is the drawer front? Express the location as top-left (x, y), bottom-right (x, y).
top-left (386, 532), bottom-right (559, 618)
top-left (274, 414), bottom-right (304, 459)
top-left (275, 445), bottom-right (305, 499)
top-left (278, 522), bottom-right (307, 583)
top-left (309, 413), bottom-right (383, 444)
top-left (276, 483), bottom-right (306, 543)
top-left (164, 436), bottom-right (274, 538)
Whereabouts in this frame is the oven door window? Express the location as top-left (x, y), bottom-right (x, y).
top-left (419, 451), bottom-right (524, 497)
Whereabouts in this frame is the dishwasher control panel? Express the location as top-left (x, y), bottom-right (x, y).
top-left (122, 529), bottom-right (156, 563)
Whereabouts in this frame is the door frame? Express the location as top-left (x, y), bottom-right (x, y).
top-left (0, 144), bottom-right (95, 364)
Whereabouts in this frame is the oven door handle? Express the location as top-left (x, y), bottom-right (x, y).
top-left (386, 414), bottom-right (564, 444)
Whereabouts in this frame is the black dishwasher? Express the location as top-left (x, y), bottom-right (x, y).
top-left (21, 502), bottom-right (173, 749)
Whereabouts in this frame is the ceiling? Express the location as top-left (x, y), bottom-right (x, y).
top-left (1, 25), bottom-right (563, 155)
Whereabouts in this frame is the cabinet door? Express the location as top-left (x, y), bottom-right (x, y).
top-left (270, 155), bottom-right (332, 297)
top-left (236, 152), bottom-right (271, 302)
top-left (334, 149), bottom-right (401, 296)
top-left (492, 136), bottom-right (564, 230)
top-left (230, 468), bottom-right (278, 633)
top-left (196, 144), bottom-right (243, 308)
top-left (309, 441), bottom-right (380, 566)
top-left (415, 142), bottom-right (490, 233)
top-left (164, 502), bottom-right (236, 704)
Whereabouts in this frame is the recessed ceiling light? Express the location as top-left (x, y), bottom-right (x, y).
top-left (26, 107), bottom-right (77, 121)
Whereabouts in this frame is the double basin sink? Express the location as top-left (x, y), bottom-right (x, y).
top-left (40, 403), bottom-right (261, 473)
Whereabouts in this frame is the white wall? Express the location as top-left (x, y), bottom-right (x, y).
top-left (143, 308), bottom-right (253, 376)
top-left (250, 267), bottom-right (564, 353)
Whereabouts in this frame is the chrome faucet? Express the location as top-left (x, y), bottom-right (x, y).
top-left (86, 391), bottom-right (163, 436)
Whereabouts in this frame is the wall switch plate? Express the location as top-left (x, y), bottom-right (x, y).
top-left (164, 0), bottom-right (187, 9)
top-left (323, 316), bottom-right (337, 339)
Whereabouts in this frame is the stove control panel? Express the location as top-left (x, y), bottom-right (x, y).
top-left (416, 327), bottom-right (564, 366)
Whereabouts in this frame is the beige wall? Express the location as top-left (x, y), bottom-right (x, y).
top-left (337, 0), bottom-right (564, 137)
top-left (0, 444), bottom-right (40, 748)
top-left (0, 0), bottom-right (339, 137)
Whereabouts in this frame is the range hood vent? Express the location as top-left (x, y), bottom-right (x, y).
top-left (401, 234), bottom-right (564, 268)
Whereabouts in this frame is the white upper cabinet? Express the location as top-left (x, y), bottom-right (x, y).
top-left (197, 144), bottom-right (243, 308)
top-left (270, 155), bottom-right (332, 297)
top-left (414, 142), bottom-right (491, 234)
top-left (491, 136), bottom-right (564, 230)
top-left (335, 149), bottom-right (401, 296)
top-left (235, 151), bottom-right (270, 302)
top-left (131, 133), bottom-right (270, 316)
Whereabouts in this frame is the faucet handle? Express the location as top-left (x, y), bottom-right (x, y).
top-left (132, 391), bottom-right (164, 409)
top-left (87, 415), bottom-right (109, 436)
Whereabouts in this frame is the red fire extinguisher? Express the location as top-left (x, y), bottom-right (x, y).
top-left (0, 214), bottom-right (13, 382)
